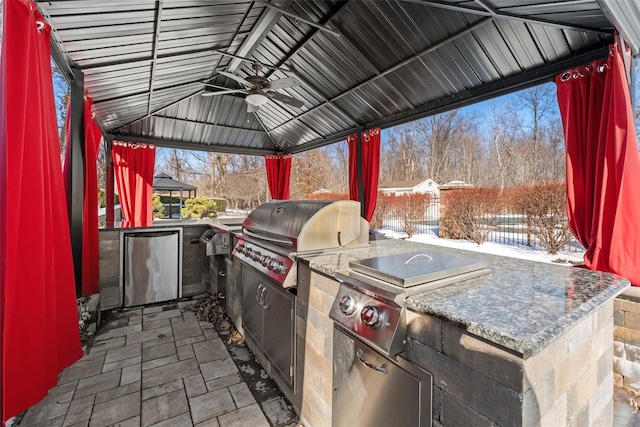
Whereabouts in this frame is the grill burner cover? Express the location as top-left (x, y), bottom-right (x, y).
top-left (349, 251), bottom-right (487, 288)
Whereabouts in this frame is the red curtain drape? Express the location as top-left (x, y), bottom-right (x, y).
top-left (62, 98), bottom-right (102, 295)
top-left (112, 141), bottom-right (156, 225)
top-left (347, 128), bottom-right (381, 222)
top-left (265, 154), bottom-right (292, 200)
top-left (557, 42), bottom-right (640, 285)
top-left (0, 0), bottom-right (83, 420)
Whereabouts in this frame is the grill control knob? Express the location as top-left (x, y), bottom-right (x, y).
top-left (237, 244), bottom-right (245, 254)
top-left (245, 248), bottom-right (253, 257)
top-left (273, 262), bottom-right (287, 274)
top-left (360, 306), bottom-right (381, 328)
top-left (338, 295), bottom-right (357, 315)
top-left (252, 251), bottom-right (261, 261)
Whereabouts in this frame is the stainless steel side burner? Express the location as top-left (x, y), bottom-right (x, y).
top-left (330, 251), bottom-right (489, 356)
top-left (350, 251), bottom-right (488, 288)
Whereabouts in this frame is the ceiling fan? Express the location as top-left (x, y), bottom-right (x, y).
top-left (202, 54), bottom-right (305, 113)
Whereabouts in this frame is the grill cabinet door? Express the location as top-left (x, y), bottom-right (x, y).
top-left (241, 268), bottom-right (263, 345)
top-left (333, 327), bottom-right (422, 427)
top-left (262, 283), bottom-right (294, 385)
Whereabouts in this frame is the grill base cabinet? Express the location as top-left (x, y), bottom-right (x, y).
top-left (242, 267), bottom-right (295, 393)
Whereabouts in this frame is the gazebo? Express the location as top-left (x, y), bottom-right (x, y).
top-left (152, 173), bottom-right (197, 219)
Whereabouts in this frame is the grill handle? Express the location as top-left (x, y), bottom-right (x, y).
top-left (404, 253), bottom-right (433, 264)
top-left (243, 228), bottom-right (294, 247)
top-left (356, 349), bottom-right (388, 374)
top-left (256, 284), bottom-right (263, 305)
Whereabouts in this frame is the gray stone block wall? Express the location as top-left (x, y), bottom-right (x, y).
top-left (98, 230), bottom-right (121, 310)
top-left (98, 225), bottom-right (210, 310)
top-left (614, 289), bottom-right (640, 389)
top-left (226, 256), bottom-right (243, 337)
top-left (406, 300), bottom-right (614, 427)
top-left (181, 225), bottom-right (210, 297)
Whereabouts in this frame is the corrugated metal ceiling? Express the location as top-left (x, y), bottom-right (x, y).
top-left (38, 0), bottom-right (640, 155)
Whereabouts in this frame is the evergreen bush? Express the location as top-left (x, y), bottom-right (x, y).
top-left (98, 189), bottom-right (120, 208)
top-left (152, 195), bottom-right (165, 219)
top-left (181, 197), bottom-right (218, 219)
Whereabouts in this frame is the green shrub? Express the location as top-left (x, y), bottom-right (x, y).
top-left (211, 198), bottom-right (227, 212)
top-left (182, 197), bottom-right (217, 219)
top-left (98, 189), bottom-right (120, 208)
top-left (159, 195), bottom-right (185, 204)
top-left (152, 195), bottom-right (165, 219)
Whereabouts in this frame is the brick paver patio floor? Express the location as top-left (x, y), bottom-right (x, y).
top-left (16, 302), bottom-right (298, 427)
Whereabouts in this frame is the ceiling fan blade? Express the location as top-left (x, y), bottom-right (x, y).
top-left (202, 82), bottom-right (234, 90)
top-left (218, 71), bottom-right (253, 88)
top-left (266, 91), bottom-right (305, 108)
top-left (267, 77), bottom-right (301, 90)
top-left (202, 89), bottom-right (246, 97)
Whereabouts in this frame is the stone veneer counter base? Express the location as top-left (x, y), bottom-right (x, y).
top-left (295, 239), bottom-right (629, 427)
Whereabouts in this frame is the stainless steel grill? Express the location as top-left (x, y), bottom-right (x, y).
top-left (233, 200), bottom-right (369, 287)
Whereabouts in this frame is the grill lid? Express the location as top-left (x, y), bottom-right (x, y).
top-left (242, 200), bottom-right (368, 252)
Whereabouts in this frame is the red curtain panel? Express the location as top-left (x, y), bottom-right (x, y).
top-left (112, 141), bottom-right (156, 225)
top-left (0, 0), bottom-right (83, 420)
top-left (265, 154), bottom-right (292, 200)
top-left (62, 98), bottom-right (102, 295)
top-left (82, 99), bottom-right (102, 295)
top-left (347, 128), bottom-right (381, 222)
top-left (557, 42), bottom-right (640, 285)
top-left (347, 133), bottom-right (359, 203)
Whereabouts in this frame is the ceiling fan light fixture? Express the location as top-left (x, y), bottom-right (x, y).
top-left (246, 93), bottom-right (269, 106)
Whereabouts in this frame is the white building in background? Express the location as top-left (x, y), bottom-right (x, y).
top-left (378, 178), bottom-right (440, 196)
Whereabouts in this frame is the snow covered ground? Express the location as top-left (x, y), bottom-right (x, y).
top-left (378, 229), bottom-right (586, 266)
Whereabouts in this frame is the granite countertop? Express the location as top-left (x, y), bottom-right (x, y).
top-left (297, 239), bottom-right (630, 357)
top-left (100, 218), bottom-right (221, 231)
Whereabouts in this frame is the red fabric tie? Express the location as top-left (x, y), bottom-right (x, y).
top-left (557, 42), bottom-right (640, 285)
top-left (0, 0), bottom-right (83, 420)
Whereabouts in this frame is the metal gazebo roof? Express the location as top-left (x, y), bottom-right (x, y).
top-left (38, 0), bottom-right (640, 155)
top-left (153, 173), bottom-right (197, 192)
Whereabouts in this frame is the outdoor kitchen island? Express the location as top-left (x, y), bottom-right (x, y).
top-left (293, 238), bottom-right (629, 427)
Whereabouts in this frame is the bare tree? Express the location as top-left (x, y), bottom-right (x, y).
top-left (381, 122), bottom-right (426, 182)
top-left (416, 110), bottom-right (483, 184)
top-left (513, 84), bottom-right (559, 182)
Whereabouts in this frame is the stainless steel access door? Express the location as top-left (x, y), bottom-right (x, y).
top-left (122, 229), bottom-right (182, 307)
top-left (333, 326), bottom-right (432, 427)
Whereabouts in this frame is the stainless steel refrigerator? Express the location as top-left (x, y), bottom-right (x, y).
top-left (122, 229), bottom-right (182, 307)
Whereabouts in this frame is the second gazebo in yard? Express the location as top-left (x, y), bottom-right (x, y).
top-left (153, 173), bottom-right (197, 219)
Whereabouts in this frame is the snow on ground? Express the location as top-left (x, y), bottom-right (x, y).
top-left (378, 229), bottom-right (586, 266)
